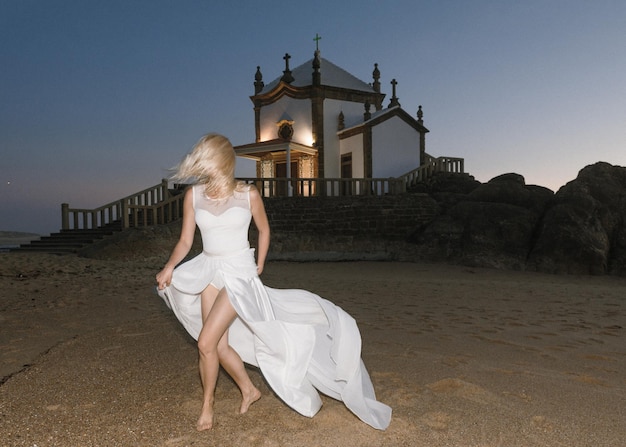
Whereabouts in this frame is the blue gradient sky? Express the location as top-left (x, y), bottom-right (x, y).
top-left (2, 1), bottom-right (625, 234)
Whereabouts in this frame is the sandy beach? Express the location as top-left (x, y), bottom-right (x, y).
top-left (1, 252), bottom-right (624, 446)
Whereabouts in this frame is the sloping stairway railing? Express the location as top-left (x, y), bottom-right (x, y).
top-left (398, 155), bottom-right (465, 190)
top-left (61, 179), bottom-right (185, 231)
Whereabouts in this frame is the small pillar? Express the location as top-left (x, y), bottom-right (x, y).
top-left (61, 203), bottom-right (69, 230)
top-left (417, 105), bottom-right (426, 165)
top-left (254, 66), bottom-right (264, 94)
top-left (363, 101), bottom-right (371, 121)
top-left (312, 50), bottom-right (321, 86)
top-left (372, 63), bottom-right (381, 93)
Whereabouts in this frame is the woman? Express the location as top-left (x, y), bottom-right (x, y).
top-left (156, 133), bottom-right (391, 431)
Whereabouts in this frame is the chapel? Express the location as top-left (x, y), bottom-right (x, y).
top-left (234, 46), bottom-right (430, 195)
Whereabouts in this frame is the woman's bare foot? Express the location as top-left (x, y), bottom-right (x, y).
top-left (240, 387), bottom-right (262, 414)
top-left (196, 404), bottom-right (214, 431)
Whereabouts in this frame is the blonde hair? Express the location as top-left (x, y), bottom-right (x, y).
top-left (173, 133), bottom-right (239, 197)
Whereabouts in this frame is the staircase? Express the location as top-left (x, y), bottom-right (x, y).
top-left (11, 221), bottom-right (123, 254)
top-left (10, 158), bottom-right (466, 255)
top-left (10, 180), bottom-right (185, 254)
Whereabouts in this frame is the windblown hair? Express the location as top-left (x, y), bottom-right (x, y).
top-left (172, 133), bottom-right (240, 198)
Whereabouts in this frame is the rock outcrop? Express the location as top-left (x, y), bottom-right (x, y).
top-left (409, 172), bottom-right (554, 270)
top-left (410, 162), bottom-right (626, 275)
top-left (528, 162), bottom-right (626, 275)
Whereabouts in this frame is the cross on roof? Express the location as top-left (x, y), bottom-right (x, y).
top-left (313, 33), bottom-right (322, 51)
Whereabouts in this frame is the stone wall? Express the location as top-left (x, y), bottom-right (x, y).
top-left (254, 193), bottom-right (438, 261)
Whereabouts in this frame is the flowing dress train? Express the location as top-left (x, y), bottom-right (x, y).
top-left (157, 184), bottom-right (391, 430)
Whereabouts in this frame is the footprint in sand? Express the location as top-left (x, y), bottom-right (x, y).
top-left (426, 378), bottom-right (502, 406)
top-left (421, 411), bottom-right (451, 430)
top-left (531, 415), bottom-right (555, 433)
top-left (163, 436), bottom-right (193, 446)
top-left (45, 404), bottom-right (63, 411)
top-left (373, 371), bottom-right (422, 407)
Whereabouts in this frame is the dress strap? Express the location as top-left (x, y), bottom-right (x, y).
top-left (192, 184), bottom-right (199, 209)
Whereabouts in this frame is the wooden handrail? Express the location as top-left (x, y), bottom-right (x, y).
top-left (125, 192), bottom-right (185, 228)
top-left (59, 157), bottom-right (464, 232)
top-left (238, 177), bottom-right (406, 198)
top-left (61, 179), bottom-right (173, 230)
top-left (398, 156), bottom-right (464, 189)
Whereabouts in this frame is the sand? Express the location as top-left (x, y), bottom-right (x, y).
top-left (1, 252), bottom-right (624, 446)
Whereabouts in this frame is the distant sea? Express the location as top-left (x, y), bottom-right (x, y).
top-left (0, 231), bottom-right (41, 252)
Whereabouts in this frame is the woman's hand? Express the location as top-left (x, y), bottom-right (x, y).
top-left (156, 266), bottom-right (174, 290)
top-left (256, 262), bottom-right (264, 276)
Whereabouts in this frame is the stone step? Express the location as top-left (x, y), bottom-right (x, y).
top-left (11, 245), bottom-right (80, 254)
top-left (11, 222), bottom-right (124, 254)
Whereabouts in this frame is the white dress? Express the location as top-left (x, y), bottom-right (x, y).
top-left (157, 184), bottom-right (391, 430)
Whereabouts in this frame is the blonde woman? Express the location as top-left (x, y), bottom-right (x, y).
top-left (156, 133), bottom-right (391, 431)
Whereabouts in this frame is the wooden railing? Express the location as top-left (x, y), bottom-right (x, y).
top-left (59, 155), bottom-right (464, 231)
top-left (238, 177), bottom-right (406, 198)
top-left (61, 179), bottom-right (184, 230)
top-left (399, 155), bottom-right (464, 189)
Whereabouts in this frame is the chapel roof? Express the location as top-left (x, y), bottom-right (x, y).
top-left (338, 105), bottom-right (429, 138)
top-left (259, 57), bottom-right (376, 94)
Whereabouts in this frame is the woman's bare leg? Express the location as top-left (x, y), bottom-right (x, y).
top-left (200, 286), bottom-right (261, 414)
top-left (216, 329), bottom-right (261, 414)
top-left (197, 287), bottom-right (260, 430)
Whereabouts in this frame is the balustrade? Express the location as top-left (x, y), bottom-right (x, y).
top-left (61, 179), bottom-right (178, 231)
top-left (238, 177), bottom-right (405, 198)
top-left (59, 155), bottom-right (463, 232)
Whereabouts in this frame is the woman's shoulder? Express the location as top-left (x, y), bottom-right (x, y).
top-left (184, 185), bottom-right (196, 197)
top-left (234, 182), bottom-right (261, 207)
top-left (234, 181), bottom-right (256, 195)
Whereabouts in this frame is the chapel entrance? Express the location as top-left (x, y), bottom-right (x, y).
top-left (275, 161), bottom-right (298, 196)
top-left (341, 153), bottom-right (353, 195)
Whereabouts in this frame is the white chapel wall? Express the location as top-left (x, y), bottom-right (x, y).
top-left (259, 97), bottom-right (313, 145)
top-left (372, 117), bottom-right (420, 178)
top-left (323, 99), bottom-right (363, 177)
top-left (341, 134), bottom-right (365, 177)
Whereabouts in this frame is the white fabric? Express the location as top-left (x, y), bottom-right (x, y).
top-left (157, 184), bottom-right (391, 430)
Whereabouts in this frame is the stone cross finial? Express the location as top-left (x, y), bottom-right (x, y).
top-left (389, 78), bottom-right (400, 107)
top-left (281, 53), bottom-right (294, 84)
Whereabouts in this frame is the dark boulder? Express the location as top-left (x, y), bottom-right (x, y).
top-left (414, 201), bottom-right (538, 270)
top-left (410, 173), bottom-right (552, 270)
top-left (419, 172), bottom-right (481, 212)
top-left (410, 163), bottom-right (626, 276)
top-left (529, 162), bottom-right (626, 275)
top-left (468, 173), bottom-right (554, 214)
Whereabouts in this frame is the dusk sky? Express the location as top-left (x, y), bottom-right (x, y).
top-left (2, 1), bottom-right (625, 235)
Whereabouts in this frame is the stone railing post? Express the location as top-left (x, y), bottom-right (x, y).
top-left (61, 203), bottom-right (69, 230)
top-left (121, 199), bottom-right (129, 229)
top-left (161, 178), bottom-right (169, 201)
